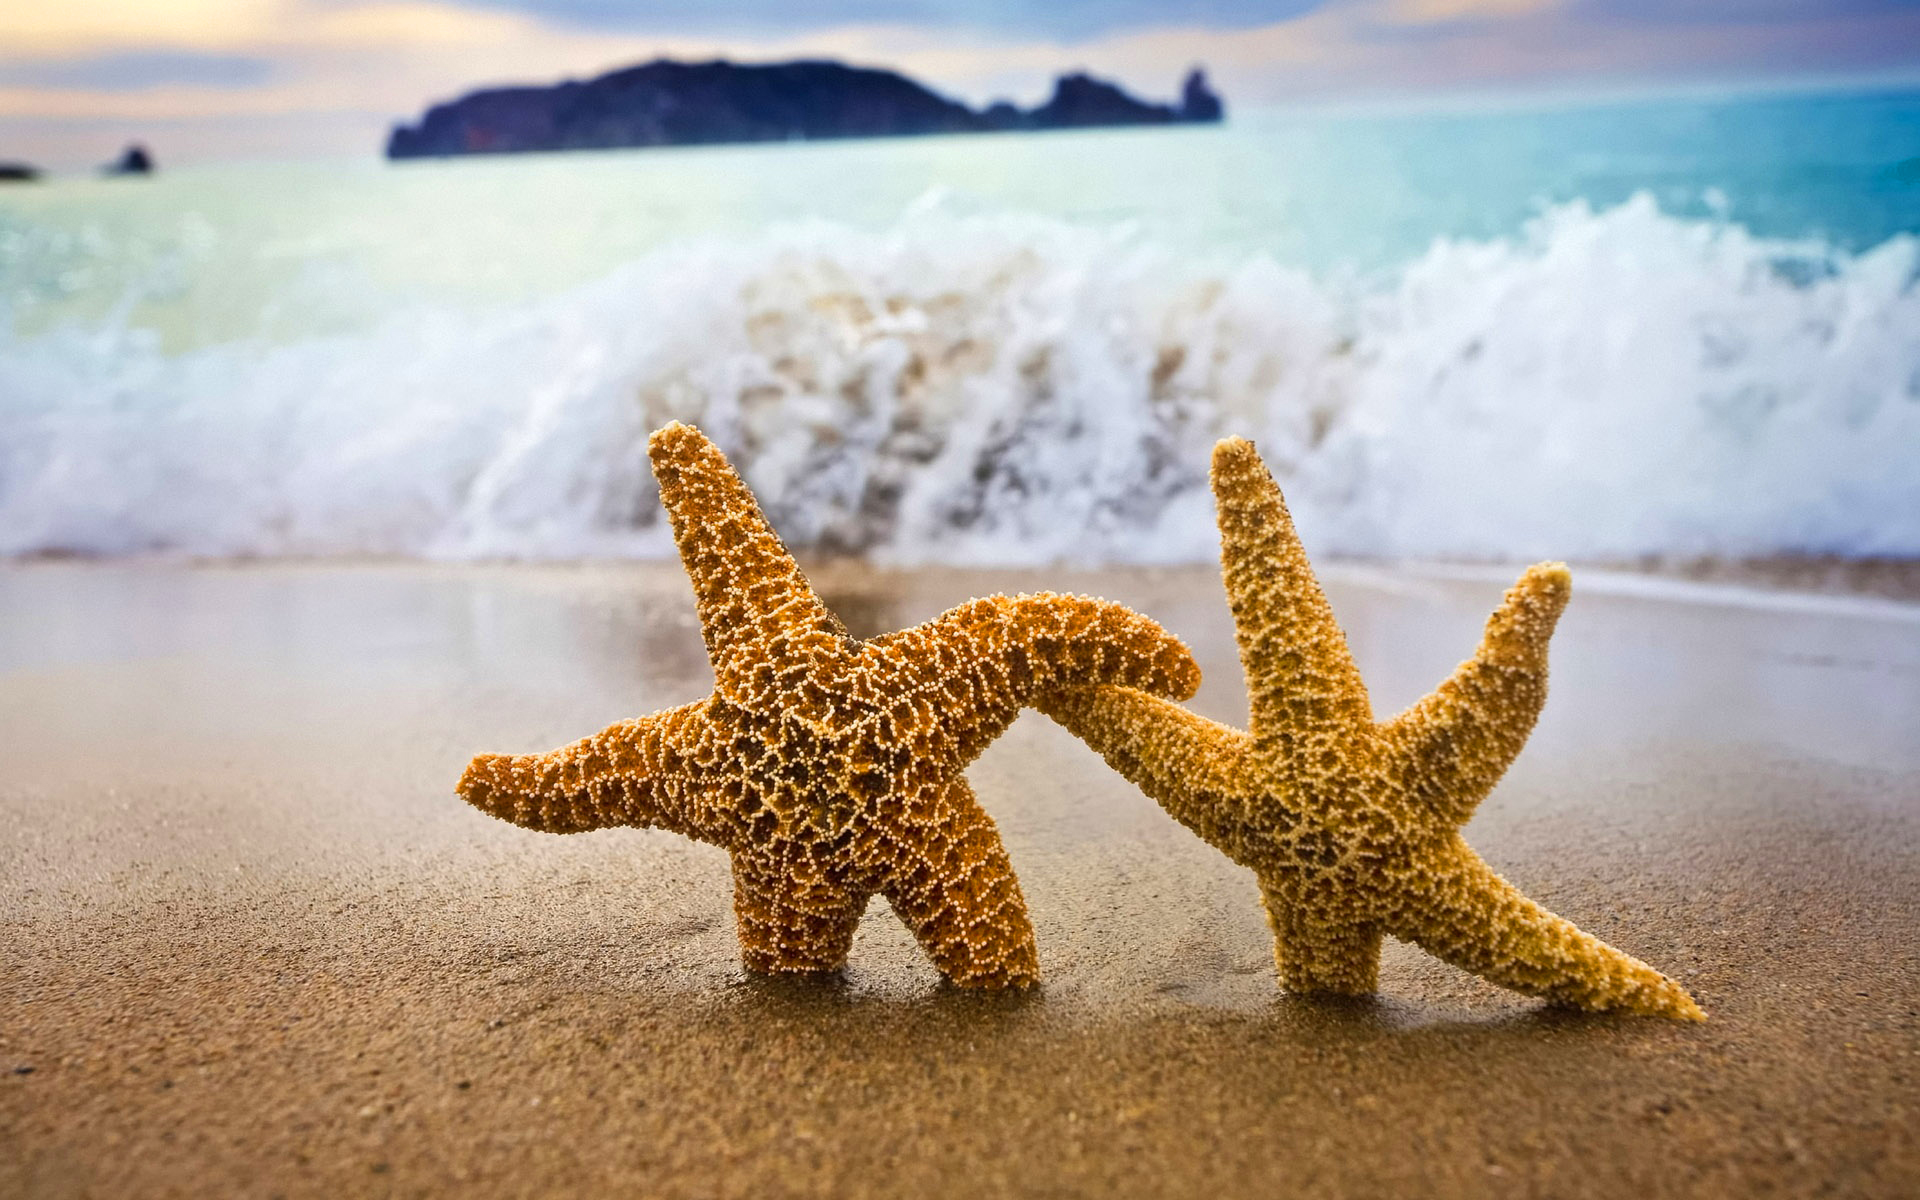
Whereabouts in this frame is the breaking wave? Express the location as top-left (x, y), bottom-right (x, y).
top-left (3, 193), bottom-right (1917, 563)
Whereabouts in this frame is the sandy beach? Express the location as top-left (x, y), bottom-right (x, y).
top-left (3, 560), bottom-right (1916, 1197)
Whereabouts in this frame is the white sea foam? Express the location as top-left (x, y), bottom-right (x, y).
top-left (2, 194), bottom-right (1916, 563)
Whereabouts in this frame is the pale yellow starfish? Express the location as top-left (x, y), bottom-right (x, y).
top-left (458, 422), bottom-right (1199, 987)
top-left (1039, 437), bottom-right (1704, 1018)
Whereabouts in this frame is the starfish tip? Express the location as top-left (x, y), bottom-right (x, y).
top-left (1526, 560), bottom-right (1573, 592)
top-left (1210, 435), bottom-right (1261, 476)
top-left (1514, 561), bottom-right (1574, 623)
top-left (646, 420), bottom-right (708, 463)
top-left (1170, 658), bottom-right (1202, 701)
top-left (455, 754), bottom-right (499, 802)
top-left (456, 753), bottom-right (538, 827)
top-left (1649, 981), bottom-right (1708, 1022)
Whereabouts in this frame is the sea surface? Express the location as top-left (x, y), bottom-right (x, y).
top-left (2, 86), bottom-right (1917, 563)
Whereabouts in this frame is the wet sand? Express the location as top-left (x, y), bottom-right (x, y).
top-left (3, 561), bottom-right (1917, 1197)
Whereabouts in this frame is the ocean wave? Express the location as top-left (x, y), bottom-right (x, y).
top-left (2, 193), bottom-right (1916, 562)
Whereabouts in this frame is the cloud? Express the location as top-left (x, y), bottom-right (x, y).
top-left (0, 51), bottom-right (276, 91)
top-left (1576, 0), bottom-right (1920, 25)
top-left (385, 0), bottom-right (1326, 42)
top-left (1382, 0), bottom-right (1556, 25)
top-left (0, 0), bottom-right (285, 56)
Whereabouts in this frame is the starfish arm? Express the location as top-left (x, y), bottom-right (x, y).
top-left (1391, 835), bottom-right (1705, 1019)
top-left (878, 776), bottom-right (1041, 988)
top-left (1378, 563), bottom-right (1572, 827)
top-left (1209, 437), bottom-right (1373, 743)
top-left (1257, 886), bottom-right (1384, 995)
top-left (647, 422), bottom-right (846, 692)
top-left (729, 848), bottom-right (869, 975)
top-left (456, 700), bottom-right (729, 843)
top-left (861, 592), bottom-right (1202, 772)
top-left (1034, 685), bottom-right (1257, 856)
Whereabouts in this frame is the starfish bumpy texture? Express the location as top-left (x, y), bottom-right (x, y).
top-left (458, 422), bottom-right (1200, 987)
top-left (1038, 437), bottom-right (1704, 1018)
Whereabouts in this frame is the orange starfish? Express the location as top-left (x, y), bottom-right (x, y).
top-left (458, 422), bottom-right (1199, 987)
top-left (1039, 437), bottom-right (1703, 1018)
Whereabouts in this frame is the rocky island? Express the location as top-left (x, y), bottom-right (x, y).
top-left (386, 58), bottom-right (1222, 159)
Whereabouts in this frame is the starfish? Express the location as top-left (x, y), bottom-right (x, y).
top-left (457, 422), bottom-right (1200, 988)
top-left (1038, 437), bottom-right (1704, 1018)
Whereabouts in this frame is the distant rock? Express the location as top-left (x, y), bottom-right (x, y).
top-left (104, 144), bottom-right (154, 176)
top-left (0, 162), bottom-right (40, 183)
top-left (386, 58), bottom-right (1223, 160)
top-left (1029, 72), bottom-right (1178, 129)
top-left (1179, 69), bottom-right (1225, 123)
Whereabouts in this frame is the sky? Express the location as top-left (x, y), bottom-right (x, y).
top-left (2, 0), bottom-right (1919, 167)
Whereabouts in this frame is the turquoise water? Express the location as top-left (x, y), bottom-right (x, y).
top-left (1, 86), bottom-right (1917, 561)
